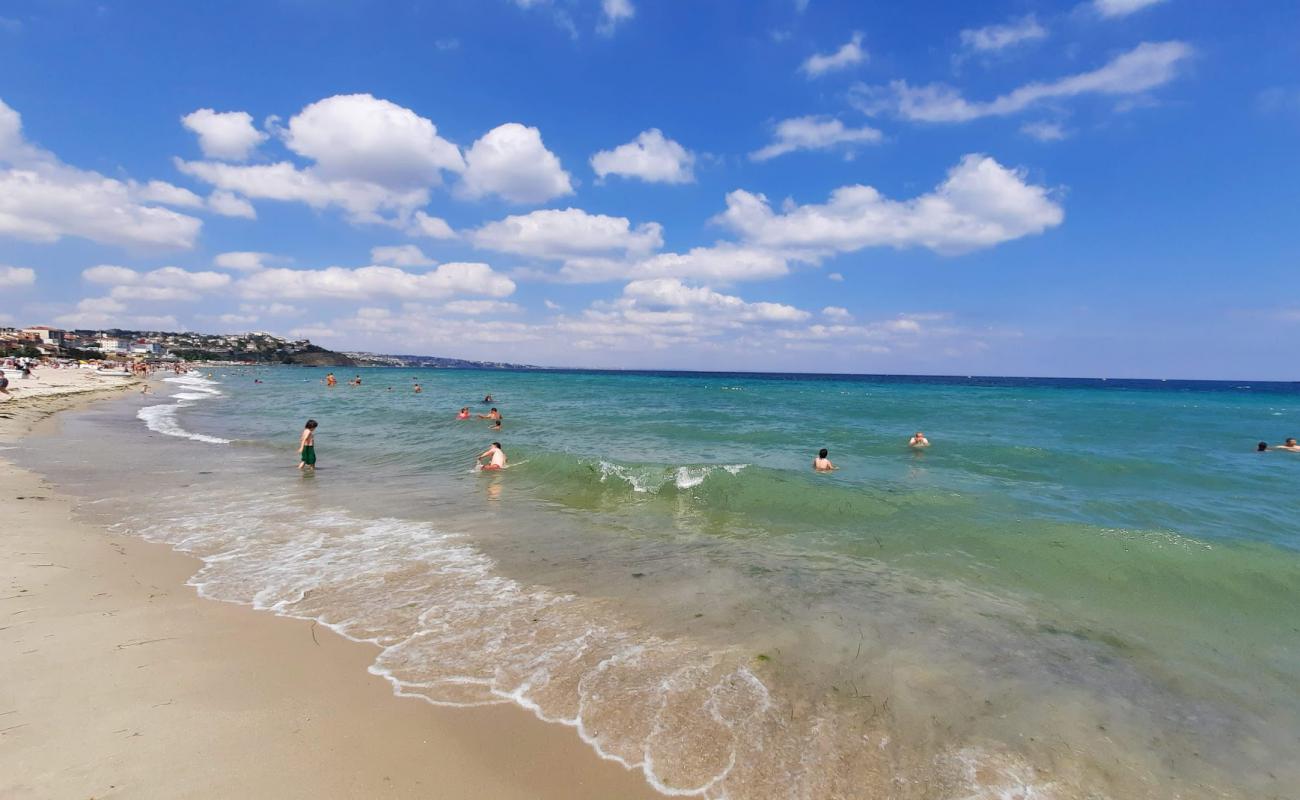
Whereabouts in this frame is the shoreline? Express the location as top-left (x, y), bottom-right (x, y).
top-left (0, 382), bottom-right (660, 799)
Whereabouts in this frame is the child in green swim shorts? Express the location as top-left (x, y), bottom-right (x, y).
top-left (298, 419), bottom-right (318, 472)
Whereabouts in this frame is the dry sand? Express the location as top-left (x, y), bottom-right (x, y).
top-left (0, 376), bottom-right (660, 799)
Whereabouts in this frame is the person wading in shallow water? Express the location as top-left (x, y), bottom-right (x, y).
top-left (477, 442), bottom-right (507, 471)
top-left (298, 419), bottom-right (318, 472)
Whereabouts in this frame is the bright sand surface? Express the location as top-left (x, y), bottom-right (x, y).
top-left (0, 379), bottom-right (660, 799)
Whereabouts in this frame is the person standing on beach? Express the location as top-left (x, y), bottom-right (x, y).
top-left (0, 370), bottom-right (9, 399)
top-left (477, 442), bottom-right (507, 471)
top-left (298, 419), bottom-right (319, 472)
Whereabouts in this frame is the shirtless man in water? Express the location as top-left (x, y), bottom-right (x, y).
top-left (477, 442), bottom-right (507, 471)
top-left (479, 407), bottom-right (501, 421)
top-left (813, 448), bottom-right (836, 471)
top-left (908, 431), bottom-right (931, 449)
top-left (1277, 437), bottom-right (1300, 452)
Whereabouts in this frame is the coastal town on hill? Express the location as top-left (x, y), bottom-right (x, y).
top-left (0, 325), bottom-right (535, 370)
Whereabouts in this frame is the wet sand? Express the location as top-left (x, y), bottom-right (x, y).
top-left (0, 380), bottom-right (660, 799)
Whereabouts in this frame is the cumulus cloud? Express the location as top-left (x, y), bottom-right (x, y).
top-left (283, 94), bottom-right (464, 187)
top-left (959, 15), bottom-right (1047, 53)
top-left (178, 94), bottom-right (464, 227)
top-left (715, 154), bottom-right (1063, 256)
top-left (460, 123), bottom-right (573, 204)
top-left (237, 264), bottom-right (515, 301)
top-left (53, 299), bottom-right (180, 331)
top-left (215, 251), bottom-right (273, 271)
top-left (208, 189), bottom-right (257, 218)
top-left (822, 306), bottom-right (852, 320)
top-left (370, 244), bottom-right (436, 267)
top-left (801, 32), bottom-right (866, 78)
top-left (591, 129), bottom-right (694, 184)
top-left (408, 211), bottom-right (457, 239)
top-left (621, 278), bottom-right (809, 323)
top-left (750, 116), bottom-right (883, 161)
top-left (853, 41), bottom-right (1192, 122)
top-left (473, 208), bottom-right (663, 260)
top-left (1093, 0), bottom-right (1166, 18)
top-left (82, 265), bottom-right (232, 301)
top-left (0, 98), bottom-right (202, 249)
top-left (0, 265), bottom-right (36, 287)
top-left (180, 109), bottom-right (268, 160)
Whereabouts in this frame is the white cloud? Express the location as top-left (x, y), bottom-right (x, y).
top-left (621, 278), bottom-right (809, 323)
top-left (801, 32), bottom-right (866, 78)
top-left (544, 299), bottom-right (562, 310)
top-left (557, 244), bottom-right (794, 284)
top-left (473, 208), bottom-right (663, 260)
top-left (822, 306), bottom-right (852, 320)
top-left (283, 94), bottom-right (464, 188)
top-left (750, 116), bottom-right (883, 161)
top-left (208, 189), bottom-right (257, 218)
top-left (715, 154), bottom-right (1063, 256)
top-left (0, 265), bottom-right (35, 287)
top-left (460, 123), bottom-right (573, 204)
top-left (1093, 0), bottom-right (1166, 18)
top-left (0, 99), bottom-right (202, 249)
top-left (442, 299), bottom-right (522, 315)
top-left (178, 94), bottom-right (464, 227)
top-left (959, 15), bottom-right (1047, 53)
top-left (1021, 121), bottom-right (1069, 141)
top-left (240, 302), bottom-right (303, 317)
top-left (598, 0), bottom-right (635, 35)
top-left (408, 211), bottom-right (457, 239)
top-left (591, 129), bottom-right (694, 184)
top-left (83, 265), bottom-right (232, 300)
top-left (136, 180), bottom-right (205, 208)
top-left (215, 251), bottom-right (273, 271)
top-left (180, 109), bottom-right (268, 160)
top-left (854, 41), bottom-right (1192, 122)
top-left (371, 244), bottom-right (436, 267)
top-left (237, 264), bottom-right (515, 301)
top-left (828, 272), bottom-right (844, 281)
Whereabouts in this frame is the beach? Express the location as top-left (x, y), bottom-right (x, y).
top-left (0, 374), bottom-right (658, 799)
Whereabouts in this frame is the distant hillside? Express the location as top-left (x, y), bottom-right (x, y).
top-left (344, 352), bottom-right (540, 370)
top-left (83, 329), bottom-right (357, 366)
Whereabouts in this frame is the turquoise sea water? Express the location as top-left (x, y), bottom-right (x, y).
top-left (21, 368), bottom-right (1300, 799)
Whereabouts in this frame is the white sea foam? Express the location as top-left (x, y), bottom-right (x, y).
top-left (598, 461), bottom-right (749, 493)
top-left (136, 375), bottom-right (230, 445)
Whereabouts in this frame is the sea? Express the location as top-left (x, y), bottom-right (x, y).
top-left (16, 367), bottom-right (1300, 799)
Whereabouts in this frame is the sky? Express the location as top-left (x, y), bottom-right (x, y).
top-left (0, 0), bottom-right (1297, 379)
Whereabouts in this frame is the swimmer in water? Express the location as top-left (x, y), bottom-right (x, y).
top-left (813, 448), bottom-right (836, 471)
top-left (326, 373), bottom-right (337, 387)
top-left (483, 394), bottom-right (494, 404)
top-left (489, 417), bottom-right (502, 431)
top-left (908, 431), bottom-right (930, 449)
top-left (1258, 441), bottom-right (1269, 452)
top-left (478, 407), bottom-right (501, 421)
top-left (1277, 437), bottom-right (1300, 452)
top-left (413, 383), bottom-right (422, 393)
top-left (457, 407), bottom-right (470, 420)
top-left (477, 442), bottom-right (507, 471)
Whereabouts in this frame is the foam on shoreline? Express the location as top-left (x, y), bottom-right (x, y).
top-left (136, 374), bottom-right (230, 445)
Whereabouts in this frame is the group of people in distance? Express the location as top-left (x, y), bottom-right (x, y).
top-left (1258, 438), bottom-right (1300, 452)
top-left (814, 431), bottom-right (930, 472)
top-left (300, 384), bottom-right (507, 473)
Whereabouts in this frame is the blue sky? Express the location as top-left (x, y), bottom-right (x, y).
top-left (0, 0), bottom-right (1297, 378)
